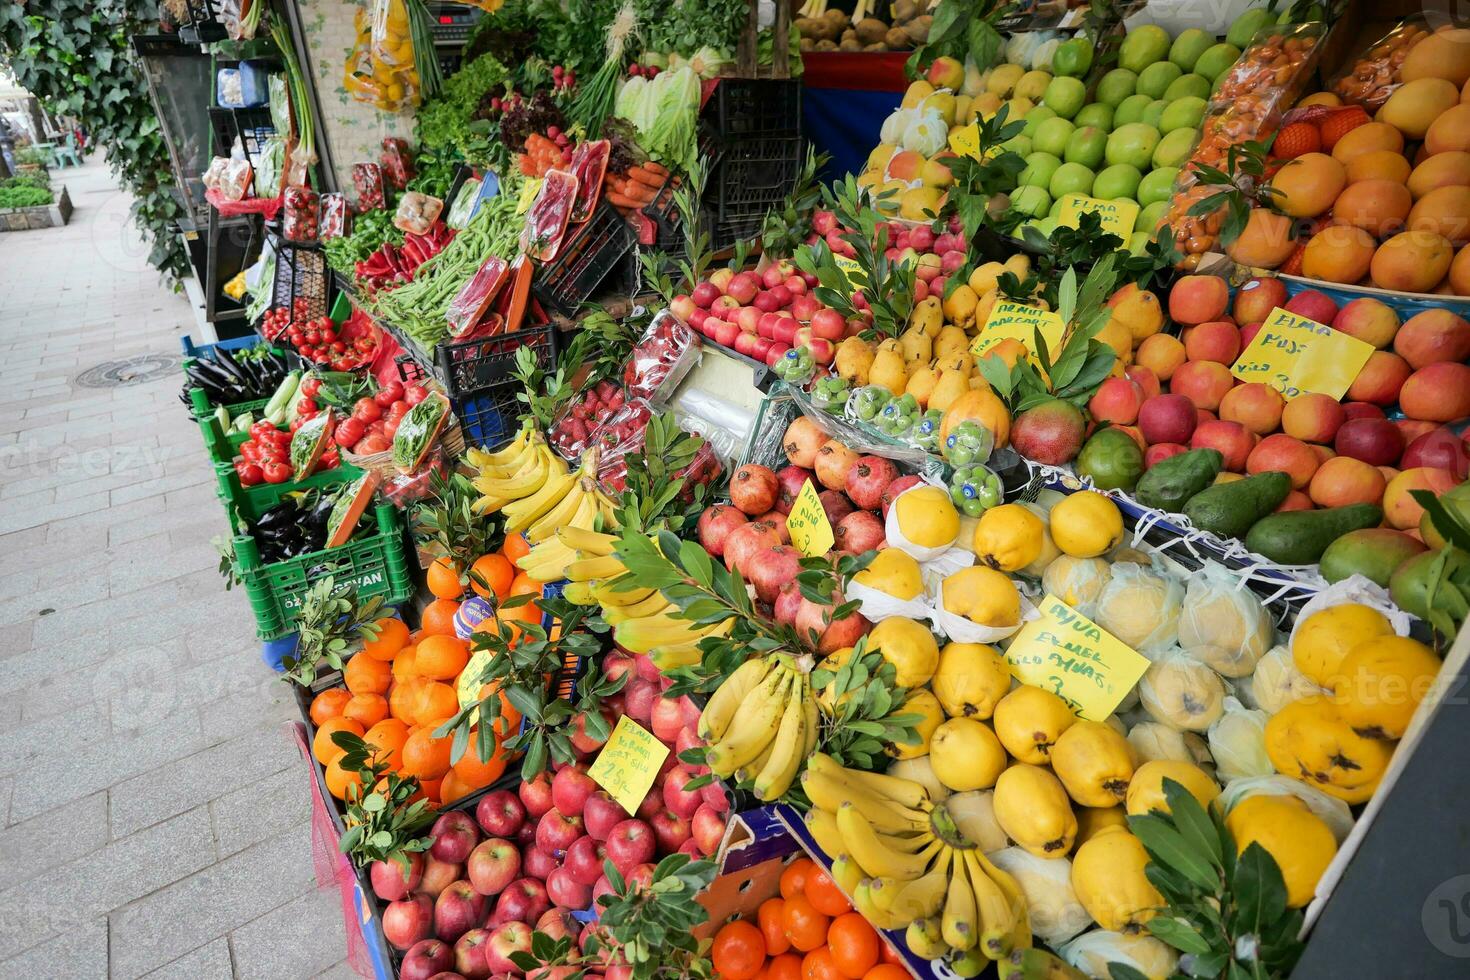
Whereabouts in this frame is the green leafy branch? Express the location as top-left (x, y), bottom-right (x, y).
top-left (282, 578), bottom-right (385, 688)
top-left (1185, 136), bottom-right (1283, 248)
top-left (411, 470), bottom-right (497, 591)
top-left (810, 641), bottom-right (923, 772)
top-left (333, 732), bottom-right (436, 870)
top-left (906, 0), bottom-right (1008, 78)
top-left (613, 412), bottom-right (719, 537)
top-left (513, 341), bottom-right (582, 430)
top-left (588, 854), bottom-right (718, 980)
top-left (760, 144), bottom-right (832, 259)
top-left (944, 104), bottom-right (1028, 242)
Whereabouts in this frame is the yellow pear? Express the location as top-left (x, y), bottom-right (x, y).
top-left (1051, 720), bottom-right (1137, 808)
top-left (905, 367), bottom-right (939, 408)
top-left (899, 325), bottom-right (933, 363)
top-left (993, 685), bottom-right (1077, 764)
top-left (834, 336), bottom-right (875, 385)
top-left (869, 349), bottom-right (909, 395)
top-left (867, 617), bottom-right (941, 688)
top-left (928, 369), bottom-right (970, 414)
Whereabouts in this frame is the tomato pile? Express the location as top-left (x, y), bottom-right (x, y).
top-left (262, 300), bottom-right (379, 371)
top-left (234, 417), bottom-right (341, 486)
top-left (710, 857), bottom-right (908, 980)
top-left (332, 378), bottom-right (432, 456)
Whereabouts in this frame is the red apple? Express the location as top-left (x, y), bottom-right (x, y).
top-left (650, 695), bottom-right (685, 743)
top-left (430, 811), bottom-right (481, 865)
top-left (491, 878), bottom-right (552, 927)
top-left (546, 865), bottom-right (593, 909)
top-left (569, 709), bottom-right (611, 756)
top-left (519, 772), bottom-right (553, 819)
top-left (536, 906), bottom-right (578, 942)
top-left (662, 768), bottom-right (704, 820)
top-left (606, 819), bottom-right (656, 874)
top-left (564, 835), bottom-right (608, 887)
top-left (770, 283), bottom-right (793, 308)
top-left (650, 809), bottom-right (692, 854)
top-left (434, 880), bottom-right (487, 943)
top-left (714, 319), bottom-right (740, 347)
top-left (712, 295), bottom-right (740, 314)
top-left (675, 727), bottom-right (707, 775)
top-left (583, 791), bottom-right (626, 842)
top-left (467, 838), bottom-right (521, 898)
top-left (735, 306), bottom-right (761, 334)
top-left (727, 272), bottom-right (758, 305)
top-left (419, 855), bottom-right (462, 899)
top-left (809, 308), bottom-right (846, 342)
top-left (790, 294), bottom-right (820, 322)
top-left (622, 677), bottom-right (658, 725)
top-left (669, 295), bottom-right (696, 322)
top-left (371, 852), bottom-right (423, 901)
top-left (451, 929), bottom-right (492, 980)
top-left (687, 308), bottom-right (709, 332)
top-left (536, 808), bottom-right (585, 854)
top-left (699, 781), bottom-right (729, 813)
top-left (383, 894), bottom-right (434, 950)
top-left (551, 764), bottom-right (596, 816)
top-left (475, 790), bottom-right (526, 839)
top-left (522, 844), bottom-right (561, 881)
top-left (402, 939), bottom-right (455, 980)
top-left (485, 920), bottom-right (534, 973)
top-left (690, 282), bottom-right (719, 309)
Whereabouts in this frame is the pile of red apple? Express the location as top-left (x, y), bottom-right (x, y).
top-left (696, 415), bottom-right (920, 654)
top-left (800, 210), bottom-right (971, 304)
top-left (373, 651), bottom-right (729, 979)
top-left (670, 260), bottom-right (847, 371)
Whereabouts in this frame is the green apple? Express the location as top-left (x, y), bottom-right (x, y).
top-left (1064, 126), bottom-right (1108, 169)
top-left (1021, 105), bottom-right (1058, 138)
top-left (1138, 166), bottom-right (1180, 207)
top-left (1015, 70), bottom-right (1053, 101)
top-left (1037, 216), bottom-right (1059, 237)
top-left (1052, 37), bottom-right (1094, 78)
top-left (1136, 199), bottom-right (1168, 233)
top-left (1128, 231), bottom-right (1152, 255)
top-left (1119, 24), bottom-right (1171, 74)
top-left (1046, 162), bottom-right (1089, 203)
top-left (1096, 68), bottom-right (1139, 108)
top-left (1012, 184), bottom-right (1052, 218)
top-left (1195, 42), bottom-right (1243, 82)
top-left (1094, 163), bottom-right (1143, 201)
top-left (1106, 123), bottom-right (1161, 170)
top-left (1228, 9), bottom-right (1272, 48)
top-left (1141, 100), bottom-right (1169, 130)
top-left (1075, 103), bottom-right (1115, 132)
top-left (1137, 61), bottom-right (1183, 99)
top-left (1153, 127), bottom-right (1197, 168)
top-left (1049, 196), bottom-right (1066, 219)
top-left (1001, 134), bottom-right (1034, 158)
top-left (1114, 93), bottom-right (1154, 127)
top-left (1043, 76), bottom-right (1088, 119)
top-left (1160, 96), bottom-right (1207, 133)
top-left (1032, 117), bottom-right (1076, 157)
top-left (1020, 151), bottom-right (1063, 188)
top-left (1164, 73), bottom-right (1211, 102)
top-left (1169, 29), bottom-right (1213, 72)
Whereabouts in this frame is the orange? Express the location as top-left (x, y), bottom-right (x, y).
top-left (343, 653), bottom-right (391, 695)
top-left (782, 895), bottom-right (830, 953)
top-left (363, 719), bottom-right (410, 771)
top-left (453, 733), bottom-right (508, 787)
top-left (392, 646), bottom-right (419, 682)
top-left (313, 717), bottom-right (364, 764)
top-left (780, 859), bottom-right (816, 901)
top-left (309, 688), bottom-right (352, 726)
top-left (389, 678), bottom-right (425, 722)
top-left (362, 617), bottom-right (409, 661)
top-left (861, 967), bottom-right (910, 980)
top-left (758, 897), bottom-right (791, 955)
top-left (501, 533), bottom-right (531, 564)
top-left (711, 921), bottom-right (765, 980)
top-left (420, 599), bottom-right (461, 637)
top-left (418, 777), bottom-right (443, 806)
top-left (343, 693), bottom-right (389, 728)
top-left (766, 954), bottom-right (802, 980)
top-left (439, 770), bottom-right (473, 805)
top-left (804, 868), bottom-right (851, 917)
top-left (878, 941), bottom-right (902, 966)
top-left (416, 635), bottom-right (470, 680)
top-left (324, 754), bottom-right (363, 800)
top-left (801, 948), bottom-right (844, 980)
top-left (413, 681), bottom-right (459, 726)
top-left (402, 726), bottom-right (453, 779)
top-left (427, 556), bottom-right (465, 599)
top-left (509, 572), bottom-right (543, 598)
top-left (826, 913), bottom-right (879, 979)
top-left (470, 553), bottom-right (515, 599)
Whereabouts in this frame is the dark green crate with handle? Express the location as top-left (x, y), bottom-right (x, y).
top-left (214, 460), bottom-right (367, 534)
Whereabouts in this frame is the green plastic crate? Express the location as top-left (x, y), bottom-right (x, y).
top-left (213, 458), bottom-right (365, 532)
top-left (193, 398), bottom-right (268, 465)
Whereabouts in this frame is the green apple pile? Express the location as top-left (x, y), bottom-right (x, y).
top-left (995, 24), bottom-right (1243, 251)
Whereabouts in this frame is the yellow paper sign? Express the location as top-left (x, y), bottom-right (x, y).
top-left (1230, 306), bottom-right (1375, 400)
top-left (1056, 194), bottom-right (1140, 240)
top-left (948, 122), bottom-right (982, 160)
top-left (785, 479), bottom-right (835, 557)
top-left (588, 716), bottom-right (670, 816)
top-left (456, 649), bottom-right (493, 709)
top-left (516, 178), bottom-right (543, 215)
top-left (833, 254), bottom-right (867, 288)
top-left (1002, 594), bottom-right (1151, 721)
top-left (971, 301), bottom-right (1067, 359)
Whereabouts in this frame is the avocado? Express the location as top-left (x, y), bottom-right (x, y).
top-left (1320, 528), bottom-right (1428, 587)
top-left (1133, 448), bottom-right (1222, 512)
top-left (1244, 503), bottom-right (1384, 566)
top-left (1182, 471), bottom-right (1292, 539)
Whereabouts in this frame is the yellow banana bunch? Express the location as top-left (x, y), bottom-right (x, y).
top-left (473, 442), bottom-right (566, 514)
top-left (465, 422), bottom-right (535, 473)
top-left (698, 656), bottom-right (814, 801)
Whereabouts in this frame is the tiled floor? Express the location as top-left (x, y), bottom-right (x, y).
top-left (0, 160), bottom-right (353, 977)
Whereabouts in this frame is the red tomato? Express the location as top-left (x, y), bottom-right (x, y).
top-left (240, 441), bottom-right (260, 463)
top-left (289, 417), bottom-right (309, 433)
top-left (334, 417), bottom-right (365, 447)
top-left (263, 462), bottom-right (292, 483)
top-left (238, 463), bottom-right (264, 486)
top-left (373, 389), bottom-right (398, 408)
top-left (296, 397), bottom-right (317, 415)
top-left (353, 397), bottom-right (382, 422)
top-left (300, 377), bottom-right (322, 397)
top-left (404, 385), bottom-right (428, 405)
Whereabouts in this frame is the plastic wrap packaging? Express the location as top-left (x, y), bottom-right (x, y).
top-left (624, 310), bottom-right (701, 403)
top-left (381, 137), bottom-right (416, 190)
top-left (1177, 562), bottom-right (1275, 678)
top-left (1091, 560), bottom-right (1183, 655)
top-left (1058, 930), bottom-right (1180, 980)
top-left (669, 389), bottom-right (756, 466)
top-left (598, 421), bottom-right (723, 498)
top-left (1217, 774), bottom-right (1355, 844)
top-left (352, 163), bottom-right (387, 212)
top-left (987, 848), bottom-right (1091, 948)
top-left (282, 185), bottom-right (320, 241)
top-left (549, 381), bottom-right (629, 461)
top-left (1041, 556), bottom-right (1113, 618)
top-left (1329, 18), bottom-right (1434, 112)
top-left (1126, 721), bottom-right (1212, 768)
top-left (348, 1), bottom-right (419, 111)
top-left (1138, 647), bottom-right (1228, 732)
top-left (321, 193), bottom-right (351, 240)
top-left (1207, 697), bottom-right (1273, 783)
top-left (1246, 644), bottom-right (1323, 715)
top-left (203, 156), bottom-right (253, 202)
top-left (445, 178), bottom-right (482, 229)
top-left (392, 191), bottom-right (443, 236)
top-left (1210, 23), bottom-right (1325, 111)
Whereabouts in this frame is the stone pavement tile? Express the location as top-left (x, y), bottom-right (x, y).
top-left (0, 777), bottom-right (11, 827)
top-left (139, 938), bottom-right (234, 980)
top-left (211, 766), bottom-right (312, 859)
top-left (0, 792), bottom-right (108, 892)
top-left (0, 619), bottom-right (34, 662)
top-left (111, 468), bottom-right (210, 507)
top-left (108, 826), bottom-right (319, 979)
top-left (230, 886), bottom-right (351, 980)
top-left (315, 959), bottom-right (359, 979)
top-left (29, 576), bottom-right (186, 647)
top-left (15, 638), bottom-right (190, 724)
top-left (0, 489), bottom-right (110, 535)
top-left (0, 804), bottom-right (216, 960)
top-left (0, 915), bottom-right (108, 980)
top-left (0, 700), bottom-right (110, 778)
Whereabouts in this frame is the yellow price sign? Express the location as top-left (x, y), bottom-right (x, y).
top-left (1230, 306), bottom-right (1375, 400)
top-left (1056, 194), bottom-right (1140, 240)
top-left (833, 255), bottom-right (866, 288)
top-left (456, 650), bottom-right (493, 709)
top-left (516, 177), bottom-right (543, 216)
top-left (971, 300), bottom-right (1066, 359)
top-left (588, 717), bottom-right (670, 816)
top-left (1002, 594), bottom-right (1151, 721)
top-left (948, 122), bottom-right (982, 160)
top-left (785, 479), bottom-right (835, 557)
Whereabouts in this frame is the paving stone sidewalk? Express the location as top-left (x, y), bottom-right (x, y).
top-left (0, 159), bottom-right (355, 977)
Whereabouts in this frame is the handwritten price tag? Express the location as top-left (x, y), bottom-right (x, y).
top-left (948, 122), bottom-right (982, 160)
top-left (971, 301), bottom-right (1067, 359)
top-left (456, 650), bottom-right (493, 709)
top-left (1230, 306), bottom-right (1374, 400)
top-left (1002, 594), bottom-right (1150, 721)
top-left (589, 717), bottom-right (670, 816)
top-left (1056, 194), bottom-right (1140, 240)
top-left (786, 479), bottom-right (835, 557)
top-left (515, 177), bottom-right (543, 216)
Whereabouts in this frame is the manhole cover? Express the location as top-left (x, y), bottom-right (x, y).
top-left (76, 353), bottom-right (181, 388)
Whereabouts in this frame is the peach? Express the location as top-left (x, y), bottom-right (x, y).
top-left (1136, 334), bottom-right (1187, 380)
top-left (1335, 416), bottom-right (1405, 466)
top-left (1282, 392), bottom-right (1347, 443)
top-left (1283, 290), bottom-right (1339, 326)
top-left (1087, 377), bottom-right (1145, 425)
top-left (1393, 309), bottom-right (1470, 368)
top-left (1312, 444), bottom-right (1337, 464)
top-left (1248, 433), bottom-right (1320, 489)
top-left (1345, 149), bottom-right (1413, 186)
top-left (1191, 420), bottom-right (1254, 472)
top-left (1383, 467), bottom-right (1460, 529)
top-left (1407, 151), bottom-right (1470, 200)
top-left (1451, 243), bottom-right (1470, 296)
top-left (1345, 351), bottom-right (1413, 406)
top-left (1219, 382), bottom-right (1286, 435)
top-left (1309, 456), bottom-right (1389, 508)
top-left (1329, 122), bottom-right (1405, 164)
top-left (1126, 365), bottom-right (1162, 400)
top-left (1233, 277), bottom-right (1288, 325)
top-left (1370, 231), bottom-right (1455, 294)
top-left (1399, 362), bottom-right (1470, 421)
top-left (1197, 408), bottom-right (1217, 426)
top-left (1407, 185), bottom-right (1470, 246)
top-left (1301, 224), bottom-right (1378, 283)
top-left (1144, 443), bottom-right (1189, 468)
top-left (1396, 418), bottom-right (1442, 445)
top-left (1168, 275), bottom-right (1230, 326)
top-left (1170, 360), bottom-right (1236, 412)
top-left (1275, 490), bottom-right (1315, 512)
top-left (1329, 181), bottom-right (1413, 237)
top-left (1270, 152), bottom-right (1347, 217)
top-left (1183, 320), bottom-right (1242, 365)
top-left (1331, 297), bottom-right (1400, 349)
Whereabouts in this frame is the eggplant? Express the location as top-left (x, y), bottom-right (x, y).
top-left (212, 349), bottom-right (250, 387)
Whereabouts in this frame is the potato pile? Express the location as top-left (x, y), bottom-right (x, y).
top-left (796, 0), bottom-right (932, 53)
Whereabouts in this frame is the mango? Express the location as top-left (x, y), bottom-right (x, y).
top-left (1318, 528), bottom-right (1428, 587)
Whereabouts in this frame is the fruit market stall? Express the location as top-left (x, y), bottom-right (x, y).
top-left (147, 0), bottom-right (1470, 976)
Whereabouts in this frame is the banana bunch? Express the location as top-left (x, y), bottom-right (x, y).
top-left (698, 656), bottom-right (818, 801)
top-left (470, 431), bottom-right (569, 516)
top-left (801, 753), bottom-right (1032, 968)
top-left (511, 458), bottom-right (621, 582)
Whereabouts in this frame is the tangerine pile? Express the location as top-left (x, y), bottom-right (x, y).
top-left (710, 858), bottom-right (909, 980)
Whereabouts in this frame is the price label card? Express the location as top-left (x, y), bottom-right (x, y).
top-left (971, 300), bottom-right (1067, 358)
top-left (1230, 306), bottom-right (1375, 400)
top-left (1002, 594), bottom-right (1151, 721)
top-left (786, 479), bottom-right (835, 557)
top-left (833, 254), bottom-right (867, 288)
top-left (456, 650), bottom-right (492, 709)
top-left (1056, 194), bottom-right (1140, 240)
top-left (948, 122), bottom-right (982, 160)
top-left (515, 177), bottom-right (543, 215)
top-left (589, 717), bottom-right (670, 815)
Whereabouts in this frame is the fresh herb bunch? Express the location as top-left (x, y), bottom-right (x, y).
top-left (1108, 779), bottom-right (1306, 980)
top-left (282, 577), bottom-right (385, 687)
top-left (760, 145), bottom-right (832, 259)
top-left (612, 413), bottom-right (719, 536)
top-left (414, 53), bottom-right (510, 164)
top-left (324, 209), bottom-right (404, 279)
top-left (585, 854), bottom-right (719, 980)
top-left (811, 640), bottom-right (923, 771)
top-left (411, 469), bottom-right (497, 590)
top-left (332, 731), bottom-right (437, 870)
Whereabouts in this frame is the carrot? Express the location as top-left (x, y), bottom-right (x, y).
top-left (605, 191), bottom-right (645, 210)
top-left (626, 165), bottom-right (664, 190)
top-left (605, 174), bottom-right (628, 193)
top-left (640, 160), bottom-right (668, 177)
top-left (624, 184), bottom-right (657, 205)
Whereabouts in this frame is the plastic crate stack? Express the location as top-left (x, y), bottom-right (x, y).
top-left (704, 79), bottom-right (804, 250)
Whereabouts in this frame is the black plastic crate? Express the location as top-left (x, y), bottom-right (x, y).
top-left (709, 136), bottom-right (804, 225)
top-left (178, 0), bottom-right (229, 42)
top-left (705, 79), bottom-right (802, 142)
top-left (267, 242), bottom-right (331, 326)
top-left (433, 319), bottom-right (558, 397)
top-left (395, 360), bottom-right (533, 448)
top-left (532, 199), bottom-right (636, 317)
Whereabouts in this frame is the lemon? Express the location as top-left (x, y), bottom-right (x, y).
top-left (1292, 603), bottom-right (1394, 687)
top-left (1225, 795), bottom-right (1338, 907)
top-left (894, 486), bottom-right (961, 549)
top-left (1049, 491), bottom-right (1124, 558)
